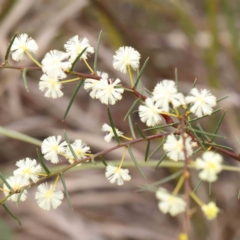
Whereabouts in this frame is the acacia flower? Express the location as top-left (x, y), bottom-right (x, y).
top-left (95, 78), bottom-right (124, 105)
top-left (101, 123), bottom-right (123, 142)
top-left (163, 134), bottom-right (193, 161)
top-left (138, 98), bottom-right (164, 127)
top-left (105, 164), bottom-right (131, 185)
top-left (185, 88), bottom-right (217, 117)
top-left (201, 202), bottom-right (219, 220)
top-left (35, 183), bottom-right (64, 211)
top-left (41, 136), bottom-right (67, 164)
top-left (64, 36), bottom-right (94, 63)
top-left (41, 50), bottom-right (71, 78)
top-left (113, 46), bottom-right (141, 73)
top-left (13, 158), bottom-right (42, 183)
top-left (153, 80), bottom-right (185, 112)
top-left (156, 187), bottom-right (186, 216)
top-left (84, 71), bottom-right (108, 99)
top-left (11, 33), bottom-right (38, 61)
top-left (65, 139), bottom-right (91, 164)
top-left (3, 176), bottom-right (29, 202)
top-left (195, 151), bottom-right (223, 182)
top-left (39, 73), bottom-right (63, 99)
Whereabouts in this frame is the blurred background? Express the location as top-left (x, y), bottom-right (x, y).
top-left (0, 0), bottom-right (240, 239)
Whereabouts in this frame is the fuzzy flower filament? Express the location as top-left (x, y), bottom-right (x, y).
top-left (156, 187), bottom-right (186, 216)
top-left (39, 73), bottom-right (64, 99)
top-left (105, 165), bottom-right (131, 186)
top-left (64, 36), bottom-right (94, 63)
top-left (41, 50), bottom-right (71, 79)
top-left (84, 72), bottom-right (108, 99)
top-left (138, 98), bottom-right (164, 127)
top-left (96, 78), bottom-right (124, 105)
top-left (195, 151), bottom-right (223, 182)
top-left (13, 158), bottom-right (42, 183)
top-left (65, 139), bottom-right (91, 164)
top-left (185, 88), bottom-right (217, 117)
top-left (113, 46), bottom-right (141, 74)
top-left (101, 123), bottom-right (124, 142)
top-left (153, 80), bottom-right (185, 112)
top-left (163, 134), bottom-right (193, 161)
top-left (3, 176), bottom-right (29, 202)
top-left (35, 183), bottom-right (64, 211)
top-left (41, 136), bottom-right (67, 164)
top-left (201, 202), bottom-right (219, 220)
top-left (11, 33), bottom-right (38, 61)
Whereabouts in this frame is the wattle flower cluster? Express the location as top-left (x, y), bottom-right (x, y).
top-left (139, 80), bottom-right (217, 127)
top-left (6, 33), bottom-right (224, 226)
top-left (156, 188), bottom-right (186, 216)
top-left (84, 71), bottom-right (124, 105)
top-left (10, 34), bottom-right (95, 99)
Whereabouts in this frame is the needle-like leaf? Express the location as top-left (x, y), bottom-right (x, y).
top-left (4, 33), bottom-right (18, 62)
top-left (60, 174), bottom-right (72, 209)
top-left (93, 30), bottom-right (102, 73)
top-left (63, 80), bottom-right (84, 121)
top-left (128, 146), bottom-right (146, 178)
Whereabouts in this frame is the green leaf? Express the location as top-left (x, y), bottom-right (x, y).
top-left (137, 185), bottom-right (157, 192)
top-left (124, 98), bottom-right (141, 121)
top-left (16, 189), bottom-right (24, 207)
top-left (189, 108), bottom-right (222, 122)
top-left (93, 30), bottom-right (102, 73)
top-left (60, 174), bottom-right (72, 209)
top-left (155, 152), bottom-right (167, 169)
top-left (107, 107), bottom-right (121, 144)
top-left (211, 110), bottom-right (227, 142)
top-left (4, 33), bottom-right (18, 62)
top-left (217, 95), bottom-right (229, 102)
top-left (138, 170), bottom-right (182, 192)
top-left (144, 87), bottom-right (153, 96)
top-left (147, 137), bottom-right (166, 161)
top-left (192, 179), bottom-right (203, 192)
top-left (135, 123), bottom-right (146, 140)
top-left (192, 78), bottom-right (197, 88)
top-left (128, 115), bottom-right (136, 139)
top-left (22, 68), bottom-right (29, 92)
top-left (135, 69), bottom-right (144, 92)
top-left (144, 122), bottom-right (179, 131)
top-left (36, 149), bottom-right (51, 175)
top-left (187, 123), bottom-right (206, 151)
top-left (63, 80), bottom-right (84, 121)
top-left (175, 68), bottom-right (178, 88)
top-left (144, 141), bottom-right (151, 162)
top-left (91, 156), bottom-right (96, 165)
top-left (0, 172), bottom-right (12, 191)
top-left (209, 182), bottom-right (212, 196)
top-left (193, 147), bottom-right (202, 154)
top-left (100, 155), bottom-right (107, 166)
top-left (134, 57), bottom-right (149, 88)
top-left (2, 204), bottom-right (21, 225)
top-left (197, 124), bottom-right (210, 141)
top-left (206, 142), bottom-right (233, 150)
top-left (196, 125), bottom-right (207, 147)
top-left (190, 128), bottom-right (224, 138)
top-left (70, 47), bottom-right (88, 71)
top-left (153, 170), bottom-right (182, 186)
top-left (128, 146), bottom-right (146, 178)
top-left (0, 126), bottom-right (41, 146)
top-left (64, 131), bottom-right (78, 159)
